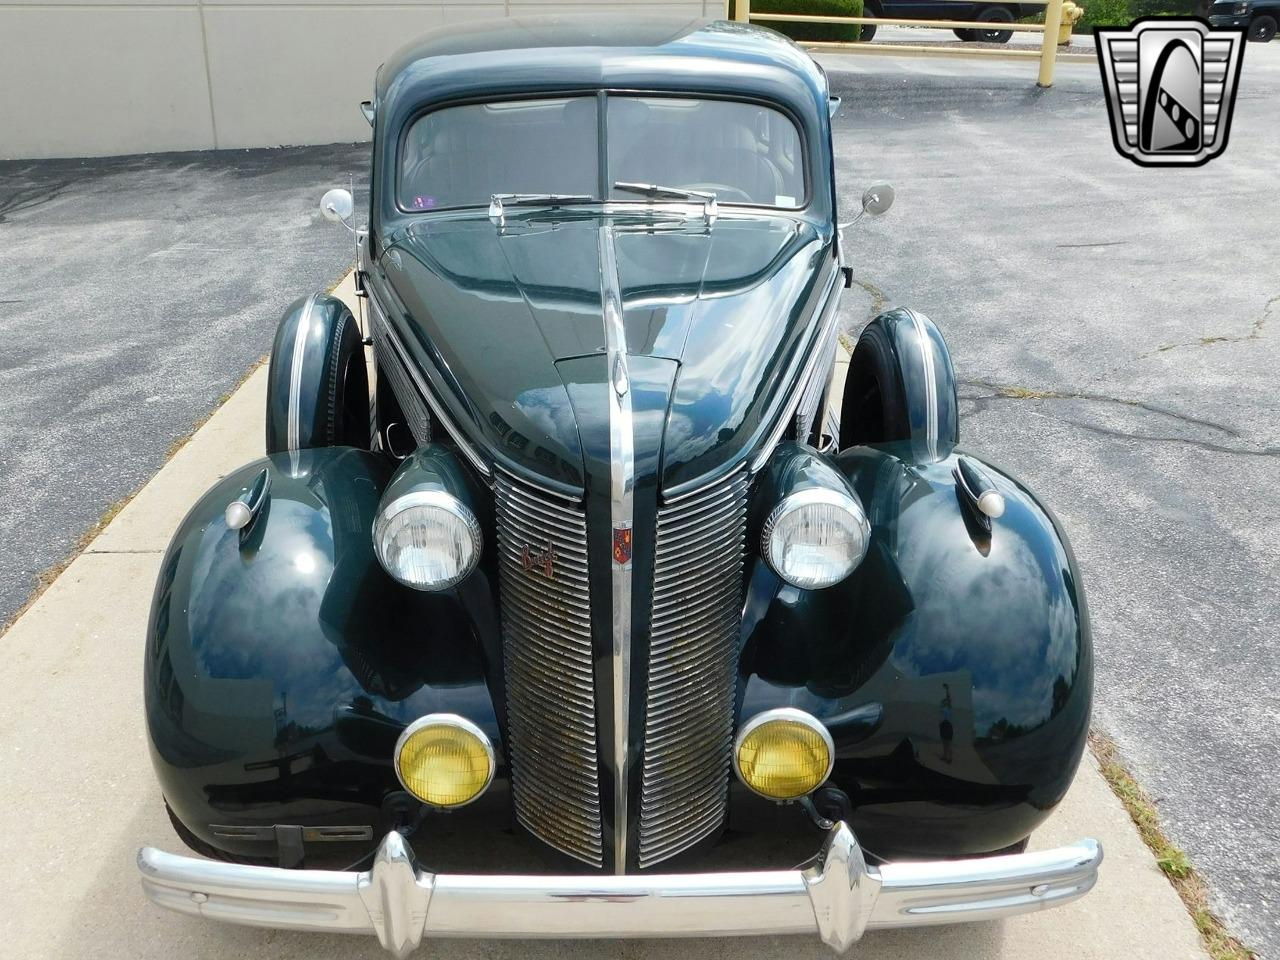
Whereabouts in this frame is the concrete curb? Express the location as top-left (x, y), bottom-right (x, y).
top-left (0, 272), bottom-right (1208, 959)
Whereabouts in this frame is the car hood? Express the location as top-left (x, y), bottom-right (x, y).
top-left (378, 210), bottom-right (835, 493)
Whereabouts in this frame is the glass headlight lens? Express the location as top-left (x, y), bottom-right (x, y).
top-left (761, 488), bottom-right (870, 590)
top-left (374, 490), bottom-right (482, 590)
top-left (734, 709), bottom-right (834, 800)
top-left (394, 714), bottom-right (494, 808)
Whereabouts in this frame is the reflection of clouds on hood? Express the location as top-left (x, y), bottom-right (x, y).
top-left (889, 473), bottom-right (1082, 733)
top-left (514, 384), bottom-right (580, 443)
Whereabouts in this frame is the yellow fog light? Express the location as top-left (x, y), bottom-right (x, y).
top-left (393, 714), bottom-right (494, 808)
top-left (734, 708), bottom-right (834, 800)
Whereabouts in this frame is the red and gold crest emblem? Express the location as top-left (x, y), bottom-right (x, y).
top-left (612, 525), bottom-right (633, 566)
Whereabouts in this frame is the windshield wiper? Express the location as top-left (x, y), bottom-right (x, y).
top-left (488, 193), bottom-right (593, 225)
top-left (612, 182), bottom-right (718, 223)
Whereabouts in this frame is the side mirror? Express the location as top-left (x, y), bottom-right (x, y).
top-left (320, 187), bottom-right (354, 224)
top-left (861, 183), bottom-right (895, 218)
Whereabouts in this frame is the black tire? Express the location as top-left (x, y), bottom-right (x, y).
top-left (860, 5), bottom-right (879, 42)
top-left (954, 28), bottom-right (978, 40)
top-left (975, 6), bottom-right (1015, 43)
top-left (166, 802), bottom-right (275, 866)
top-left (841, 321), bottom-right (909, 448)
top-left (838, 308), bottom-right (959, 460)
top-left (1249, 15), bottom-right (1277, 42)
top-left (265, 294), bottom-right (370, 455)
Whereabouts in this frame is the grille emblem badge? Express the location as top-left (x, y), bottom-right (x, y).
top-left (521, 543), bottom-right (556, 579)
top-left (612, 524), bottom-right (633, 568)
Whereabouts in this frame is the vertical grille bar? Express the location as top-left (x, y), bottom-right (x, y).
top-left (494, 470), bottom-right (603, 867)
top-left (637, 467), bottom-right (750, 868)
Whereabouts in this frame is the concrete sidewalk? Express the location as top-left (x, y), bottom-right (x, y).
top-left (0, 276), bottom-right (1208, 960)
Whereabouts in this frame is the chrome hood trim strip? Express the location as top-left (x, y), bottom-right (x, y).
top-left (599, 223), bottom-right (635, 874)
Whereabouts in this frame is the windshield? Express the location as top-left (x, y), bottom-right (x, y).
top-left (398, 95), bottom-right (805, 212)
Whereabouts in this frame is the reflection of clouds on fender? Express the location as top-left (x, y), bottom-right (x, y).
top-left (887, 465), bottom-right (1083, 734)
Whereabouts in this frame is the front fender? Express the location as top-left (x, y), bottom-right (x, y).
top-left (740, 442), bottom-right (1091, 858)
top-left (145, 447), bottom-right (504, 860)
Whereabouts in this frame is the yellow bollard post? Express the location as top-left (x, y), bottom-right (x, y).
top-left (1038, 0), bottom-right (1065, 87)
top-left (735, 0), bottom-right (750, 22)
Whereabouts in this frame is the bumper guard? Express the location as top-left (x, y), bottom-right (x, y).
top-left (138, 824), bottom-right (1101, 957)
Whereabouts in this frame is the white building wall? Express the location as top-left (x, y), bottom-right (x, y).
top-left (0, 0), bottom-right (717, 160)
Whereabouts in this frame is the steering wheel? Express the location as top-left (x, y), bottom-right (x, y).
top-left (686, 183), bottom-right (754, 203)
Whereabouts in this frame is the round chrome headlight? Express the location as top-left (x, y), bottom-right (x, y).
top-left (734, 708), bottom-right (834, 800)
top-left (394, 714), bottom-right (495, 808)
top-left (761, 487), bottom-right (870, 590)
top-left (374, 490), bottom-right (482, 591)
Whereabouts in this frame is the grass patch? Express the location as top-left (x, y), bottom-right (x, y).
top-left (1091, 731), bottom-right (1256, 960)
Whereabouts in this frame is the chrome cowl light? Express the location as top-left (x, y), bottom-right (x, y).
top-left (374, 489), bottom-right (482, 591)
top-left (761, 487), bottom-right (870, 590)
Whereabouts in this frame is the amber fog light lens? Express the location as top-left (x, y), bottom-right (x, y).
top-left (734, 709), bottom-right (834, 800)
top-left (394, 715), bottom-right (494, 808)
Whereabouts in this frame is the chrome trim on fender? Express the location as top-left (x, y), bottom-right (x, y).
top-left (286, 294), bottom-right (317, 453)
top-left (365, 287), bottom-right (491, 478)
top-left (906, 308), bottom-right (940, 463)
top-left (598, 223), bottom-right (635, 874)
top-left (137, 824), bottom-right (1102, 957)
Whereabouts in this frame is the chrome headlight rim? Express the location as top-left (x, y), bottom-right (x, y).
top-left (760, 486), bottom-right (871, 590)
top-left (373, 489), bottom-right (483, 591)
top-left (732, 707), bottom-right (835, 801)
top-left (392, 712), bottom-right (496, 809)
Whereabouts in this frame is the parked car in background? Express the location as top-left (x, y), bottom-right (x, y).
top-left (136, 16), bottom-right (1101, 956)
top-left (860, 0), bottom-right (1043, 42)
top-left (1209, 0), bottom-right (1279, 41)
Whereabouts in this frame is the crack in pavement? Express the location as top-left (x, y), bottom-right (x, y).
top-left (0, 179), bottom-right (71, 225)
top-left (960, 379), bottom-right (1280, 457)
top-left (959, 378), bottom-right (1242, 436)
top-left (1139, 293), bottom-right (1279, 359)
top-left (848, 275), bottom-right (888, 321)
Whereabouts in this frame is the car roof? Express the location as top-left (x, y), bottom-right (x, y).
top-left (374, 15), bottom-right (828, 123)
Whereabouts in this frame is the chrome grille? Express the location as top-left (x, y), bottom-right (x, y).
top-left (637, 467), bottom-right (750, 868)
top-left (372, 315), bottom-right (431, 444)
top-left (495, 470), bottom-right (603, 867)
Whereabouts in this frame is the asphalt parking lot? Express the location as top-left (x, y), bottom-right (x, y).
top-left (0, 144), bottom-right (366, 624)
top-left (0, 36), bottom-right (1277, 960)
top-left (824, 44), bottom-right (1280, 956)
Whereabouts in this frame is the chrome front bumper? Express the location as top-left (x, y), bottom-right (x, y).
top-left (138, 824), bottom-right (1101, 957)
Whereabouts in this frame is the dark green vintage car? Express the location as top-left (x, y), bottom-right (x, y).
top-left (138, 14), bottom-right (1100, 955)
